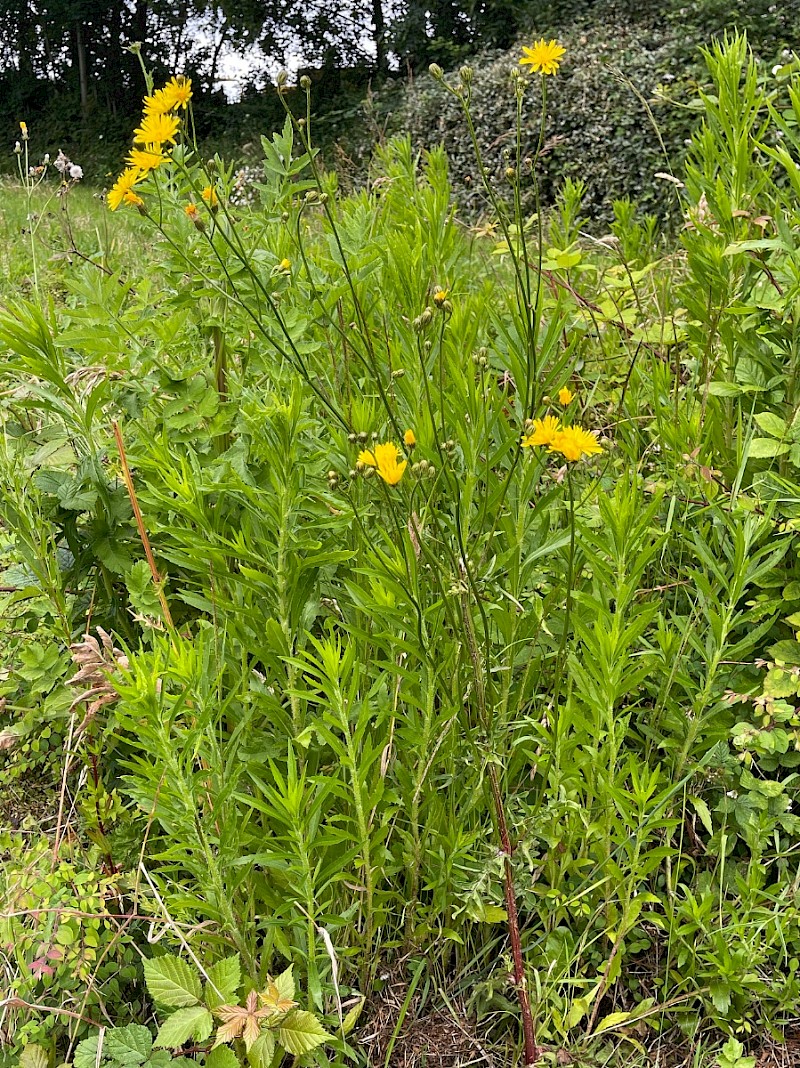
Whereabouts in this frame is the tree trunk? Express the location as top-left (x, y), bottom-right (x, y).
top-left (372, 0), bottom-right (387, 74)
top-left (75, 20), bottom-right (89, 119)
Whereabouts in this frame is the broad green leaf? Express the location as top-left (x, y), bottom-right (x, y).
top-left (20, 1045), bottom-right (49, 1068)
top-left (566, 997), bottom-right (589, 1029)
top-left (205, 955), bottom-right (241, 1009)
top-left (690, 795), bottom-right (714, 835)
top-left (144, 955), bottom-right (202, 1008)
top-left (154, 1007), bottom-right (213, 1048)
top-left (205, 1048), bottom-right (240, 1068)
top-left (273, 964), bottom-right (295, 1004)
top-left (277, 1010), bottom-right (331, 1055)
top-left (593, 1010), bottom-right (633, 1033)
top-left (770, 640), bottom-right (800, 666)
top-left (105, 1025), bottom-right (153, 1065)
top-left (754, 412), bottom-right (788, 438)
top-left (247, 1031), bottom-right (276, 1068)
top-left (74, 1038), bottom-right (101, 1068)
top-left (748, 438), bottom-right (789, 459)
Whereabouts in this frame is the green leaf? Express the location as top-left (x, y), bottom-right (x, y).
top-left (566, 997), bottom-right (589, 1029)
top-left (205, 1049), bottom-right (240, 1068)
top-left (749, 438), bottom-right (790, 459)
top-left (247, 1031), bottom-right (276, 1068)
top-left (20, 1045), bottom-right (50, 1068)
top-left (154, 1007), bottom-right (213, 1048)
top-left (74, 1038), bottom-right (101, 1068)
top-left (690, 795), bottom-right (714, 835)
top-left (144, 955), bottom-right (202, 1008)
top-left (769, 640), bottom-right (800, 666)
top-left (277, 1010), bottom-right (331, 1055)
top-left (205, 955), bottom-right (241, 1009)
top-left (593, 1010), bottom-right (632, 1034)
top-left (105, 1025), bottom-right (154, 1066)
top-left (341, 996), bottom-right (365, 1036)
top-left (754, 412), bottom-right (788, 439)
top-left (273, 964), bottom-right (295, 1004)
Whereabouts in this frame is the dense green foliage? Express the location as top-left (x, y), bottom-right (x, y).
top-left (4, 31), bottom-right (800, 1068)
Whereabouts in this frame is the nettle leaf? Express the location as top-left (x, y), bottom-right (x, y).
top-left (205, 955), bottom-right (241, 1010)
top-left (277, 1010), bottom-right (331, 1055)
top-left (154, 1006), bottom-right (213, 1048)
top-left (144, 955), bottom-right (202, 1008)
top-left (105, 1025), bottom-right (154, 1065)
top-left (247, 1031), bottom-right (276, 1068)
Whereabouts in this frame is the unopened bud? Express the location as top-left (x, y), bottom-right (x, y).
top-left (459, 65), bottom-right (473, 84)
top-left (429, 64), bottom-right (444, 80)
top-left (300, 75), bottom-right (311, 90)
top-left (392, 368), bottom-right (405, 378)
top-left (277, 70), bottom-right (289, 87)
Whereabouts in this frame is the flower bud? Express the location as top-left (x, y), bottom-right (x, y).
top-left (300, 75), bottom-right (311, 90)
top-left (277, 70), bottom-right (289, 87)
top-left (429, 64), bottom-right (444, 80)
top-left (459, 65), bottom-right (473, 84)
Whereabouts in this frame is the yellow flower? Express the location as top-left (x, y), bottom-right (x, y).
top-left (521, 415), bottom-right (561, 448)
top-left (201, 185), bottom-right (219, 208)
top-left (162, 76), bottom-right (193, 110)
top-left (359, 442), bottom-right (407, 486)
top-left (123, 191), bottom-right (145, 209)
top-left (279, 258), bottom-right (291, 271)
top-left (558, 386), bottom-right (574, 406)
top-left (107, 167), bottom-right (142, 210)
top-left (520, 39), bottom-right (566, 76)
top-left (548, 426), bottom-right (603, 462)
top-left (19, 121), bottom-right (28, 140)
top-left (433, 288), bottom-right (449, 307)
top-left (404, 429), bottom-right (416, 448)
top-left (133, 112), bottom-right (179, 146)
top-left (185, 203), bottom-right (199, 219)
top-left (127, 145), bottom-right (169, 173)
top-left (143, 88), bottom-right (172, 115)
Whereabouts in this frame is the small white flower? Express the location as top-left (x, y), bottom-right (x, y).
top-left (54, 150), bottom-right (69, 172)
top-left (69, 164), bottom-right (83, 180)
top-left (772, 64), bottom-right (783, 76)
top-left (43, 152), bottom-right (50, 164)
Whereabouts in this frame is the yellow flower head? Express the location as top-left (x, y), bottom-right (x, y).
top-left (433, 288), bottom-right (449, 307)
top-left (19, 121), bottom-right (28, 140)
top-left (162, 75), bottom-right (193, 110)
top-left (520, 39), bottom-right (566, 76)
top-left (359, 442), bottom-right (407, 486)
top-left (127, 145), bottom-right (169, 173)
top-left (558, 386), bottom-right (574, 406)
top-left (107, 166), bottom-right (142, 210)
top-left (279, 258), bottom-right (291, 271)
top-left (185, 203), bottom-right (199, 219)
top-left (123, 190), bottom-right (145, 209)
top-left (143, 88), bottom-right (172, 116)
top-left (404, 428), bottom-right (416, 448)
top-left (548, 426), bottom-right (603, 462)
top-left (521, 415), bottom-right (561, 449)
top-left (133, 112), bottom-right (179, 146)
top-left (201, 185), bottom-right (219, 208)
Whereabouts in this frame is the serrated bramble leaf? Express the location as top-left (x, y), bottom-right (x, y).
top-left (205, 955), bottom-right (241, 1009)
top-left (144, 955), bottom-right (202, 1008)
top-left (74, 1038), bottom-right (101, 1068)
top-left (205, 1050), bottom-right (239, 1068)
top-left (277, 1010), bottom-right (331, 1055)
top-left (247, 1031), bottom-right (276, 1068)
top-left (105, 1025), bottom-right (153, 1065)
top-left (154, 1007), bottom-right (213, 1048)
top-left (272, 964), bottom-right (295, 1004)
